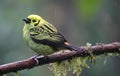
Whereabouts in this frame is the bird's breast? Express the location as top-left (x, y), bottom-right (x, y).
top-left (23, 30), bottom-right (56, 55)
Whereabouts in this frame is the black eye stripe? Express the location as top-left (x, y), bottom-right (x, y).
top-left (32, 19), bottom-right (36, 22)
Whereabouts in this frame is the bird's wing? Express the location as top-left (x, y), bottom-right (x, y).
top-left (30, 23), bottom-right (67, 46)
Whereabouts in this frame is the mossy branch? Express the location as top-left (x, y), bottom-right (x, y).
top-left (0, 42), bottom-right (120, 75)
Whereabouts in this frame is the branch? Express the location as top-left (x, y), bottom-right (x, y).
top-left (0, 42), bottom-right (120, 75)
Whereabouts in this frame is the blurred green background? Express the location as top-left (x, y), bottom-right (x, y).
top-left (0, 0), bottom-right (120, 76)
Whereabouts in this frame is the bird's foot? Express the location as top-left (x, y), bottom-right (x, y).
top-left (31, 55), bottom-right (44, 65)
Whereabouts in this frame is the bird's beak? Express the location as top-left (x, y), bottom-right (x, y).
top-left (23, 18), bottom-right (30, 24)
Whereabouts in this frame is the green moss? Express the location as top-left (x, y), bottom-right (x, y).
top-left (49, 42), bottom-right (120, 76)
top-left (106, 53), bottom-right (120, 57)
top-left (3, 74), bottom-right (7, 76)
top-left (49, 57), bottom-right (89, 76)
top-left (14, 72), bottom-right (19, 76)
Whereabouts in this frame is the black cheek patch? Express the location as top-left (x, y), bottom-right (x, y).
top-left (34, 20), bottom-right (40, 26)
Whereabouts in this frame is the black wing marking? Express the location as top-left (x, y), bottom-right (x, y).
top-left (30, 32), bottom-right (67, 48)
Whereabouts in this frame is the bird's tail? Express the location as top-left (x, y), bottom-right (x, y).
top-left (64, 42), bottom-right (82, 51)
top-left (66, 45), bottom-right (82, 51)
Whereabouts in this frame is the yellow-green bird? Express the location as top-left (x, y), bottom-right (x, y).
top-left (23, 15), bottom-right (81, 56)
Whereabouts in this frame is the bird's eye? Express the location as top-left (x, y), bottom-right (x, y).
top-left (32, 19), bottom-right (36, 22)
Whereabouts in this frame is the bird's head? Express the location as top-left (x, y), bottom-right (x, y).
top-left (23, 15), bottom-right (45, 27)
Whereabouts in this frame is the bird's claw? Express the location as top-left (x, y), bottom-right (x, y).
top-left (31, 55), bottom-right (44, 65)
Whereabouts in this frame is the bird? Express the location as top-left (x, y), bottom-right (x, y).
top-left (23, 15), bottom-right (81, 56)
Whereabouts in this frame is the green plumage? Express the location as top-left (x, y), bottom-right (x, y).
top-left (23, 15), bottom-right (81, 55)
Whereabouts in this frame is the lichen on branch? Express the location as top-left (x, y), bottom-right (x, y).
top-left (0, 42), bottom-right (120, 75)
